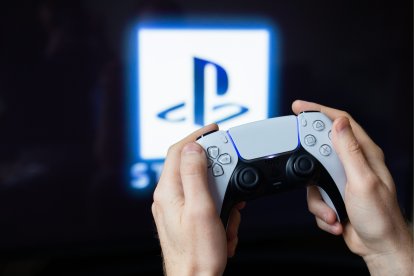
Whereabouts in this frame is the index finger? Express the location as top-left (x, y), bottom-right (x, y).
top-left (291, 100), bottom-right (379, 159)
top-left (291, 100), bottom-right (365, 136)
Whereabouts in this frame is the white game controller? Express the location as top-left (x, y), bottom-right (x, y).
top-left (196, 111), bottom-right (347, 228)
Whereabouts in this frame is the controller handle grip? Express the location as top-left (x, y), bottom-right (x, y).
top-left (316, 168), bottom-right (348, 222)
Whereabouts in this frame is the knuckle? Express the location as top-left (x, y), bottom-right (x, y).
top-left (306, 187), bottom-right (320, 214)
top-left (342, 111), bottom-right (351, 118)
top-left (151, 202), bottom-right (158, 218)
top-left (363, 172), bottom-right (380, 189)
top-left (339, 111), bottom-right (352, 120)
top-left (307, 201), bottom-right (320, 218)
top-left (346, 137), bottom-right (361, 154)
top-left (315, 217), bottom-right (324, 228)
top-left (152, 186), bottom-right (163, 205)
top-left (307, 201), bottom-right (317, 215)
top-left (166, 143), bottom-right (178, 157)
top-left (373, 145), bottom-right (385, 161)
top-left (336, 111), bottom-right (355, 123)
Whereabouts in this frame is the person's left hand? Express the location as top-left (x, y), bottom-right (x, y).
top-left (151, 123), bottom-right (245, 276)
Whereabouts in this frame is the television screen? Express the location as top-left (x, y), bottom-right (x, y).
top-left (127, 19), bottom-right (279, 191)
top-left (0, 0), bottom-right (411, 275)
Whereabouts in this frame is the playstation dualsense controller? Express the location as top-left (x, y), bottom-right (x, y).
top-left (196, 111), bottom-right (347, 228)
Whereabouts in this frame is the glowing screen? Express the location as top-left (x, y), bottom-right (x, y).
top-left (127, 19), bottom-right (279, 190)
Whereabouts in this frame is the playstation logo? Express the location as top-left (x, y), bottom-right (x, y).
top-left (157, 57), bottom-right (248, 126)
top-left (132, 20), bottom-right (279, 161)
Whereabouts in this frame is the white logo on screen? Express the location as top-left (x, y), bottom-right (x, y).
top-left (138, 28), bottom-right (270, 160)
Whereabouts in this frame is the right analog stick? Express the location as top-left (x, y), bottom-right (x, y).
top-left (293, 155), bottom-right (315, 177)
top-left (236, 167), bottom-right (260, 192)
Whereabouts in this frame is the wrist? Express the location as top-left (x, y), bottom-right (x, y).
top-left (166, 267), bottom-right (223, 276)
top-left (164, 260), bottom-right (224, 276)
top-left (363, 232), bottom-right (413, 276)
top-left (364, 251), bottom-right (413, 276)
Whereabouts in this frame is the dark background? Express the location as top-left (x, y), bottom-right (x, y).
top-left (0, 0), bottom-right (412, 275)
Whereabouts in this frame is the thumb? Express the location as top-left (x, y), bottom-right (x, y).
top-left (180, 142), bottom-right (215, 209)
top-left (332, 117), bottom-right (376, 187)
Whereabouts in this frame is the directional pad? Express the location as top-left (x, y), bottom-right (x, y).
top-left (212, 164), bottom-right (224, 176)
top-left (218, 154), bottom-right (231, 165)
top-left (207, 146), bottom-right (219, 159)
top-left (205, 145), bottom-right (232, 177)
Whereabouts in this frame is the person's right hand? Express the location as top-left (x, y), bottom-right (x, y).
top-left (292, 100), bottom-right (413, 276)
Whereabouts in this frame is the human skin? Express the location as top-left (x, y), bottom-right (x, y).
top-left (151, 123), bottom-right (245, 276)
top-left (292, 100), bottom-right (413, 276)
top-left (152, 100), bottom-right (413, 276)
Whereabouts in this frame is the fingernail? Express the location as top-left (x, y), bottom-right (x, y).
top-left (335, 117), bottom-right (350, 134)
top-left (182, 142), bottom-right (202, 154)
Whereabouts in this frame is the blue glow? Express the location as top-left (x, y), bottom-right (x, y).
top-left (125, 16), bottom-right (281, 190)
top-left (131, 178), bottom-right (150, 189)
top-left (130, 163), bottom-right (150, 189)
top-left (295, 116), bottom-right (301, 149)
top-left (226, 130), bottom-right (242, 159)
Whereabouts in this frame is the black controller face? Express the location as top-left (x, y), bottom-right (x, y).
top-left (196, 112), bottom-right (347, 228)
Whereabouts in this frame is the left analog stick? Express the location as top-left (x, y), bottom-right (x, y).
top-left (235, 167), bottom-right (260, 192)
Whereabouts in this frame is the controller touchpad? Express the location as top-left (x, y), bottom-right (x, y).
top-left (228, 115), bottom-right (299, 160)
